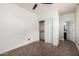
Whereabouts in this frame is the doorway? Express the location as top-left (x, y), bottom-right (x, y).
top-left (64, 22), bottom-right (67, 40)
top-left (39, 20), bottom-right (45, 42)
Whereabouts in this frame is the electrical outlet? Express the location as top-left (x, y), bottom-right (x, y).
top-left (28, 38), bottom-right (30, 40)
top-left (78, 43), bottom-right (79, 45)
top-left (61, 36), bottom-right (64, 38)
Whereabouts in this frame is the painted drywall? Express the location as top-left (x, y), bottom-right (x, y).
top-left (0, 4), bottom-right (60, 54)
top-left (0, 4), bottom-right (38, 54)
top-left (34, 5), bottom-right (59, 46)
top-left (59, 15), bottom-right (64, 40)
top-left (52, 8), bottom-right (59, 46)
top-left (59, 13), bottom-right (75, 42)
top-left (75, 6), bottom-right (79, 50)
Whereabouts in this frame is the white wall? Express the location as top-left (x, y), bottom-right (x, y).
top-left (44, 7), bottom-right (59, 46)
top-left (34, 5), bottom-right (59, 46)
top-left (0, 4), bottom-right (60, 54)
top-left (59, 13), bottom-right (75, 42)
top-left (75, 6), bottom-right (79, 50)
top-left (59, 15), bottom-right (64, 40)
top-left (0, 4), bottom-right (38, 54)
top-left (52, 8), bottom-right (59, 46)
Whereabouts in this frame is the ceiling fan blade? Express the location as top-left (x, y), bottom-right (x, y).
top-left (33, 4), bottom-right (37, 10)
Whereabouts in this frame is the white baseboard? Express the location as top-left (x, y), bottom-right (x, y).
top-left (0, 40), bottom-right (38, 54)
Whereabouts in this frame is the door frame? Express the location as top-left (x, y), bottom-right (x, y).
top-left (39, 20), bottom-right (45, 42)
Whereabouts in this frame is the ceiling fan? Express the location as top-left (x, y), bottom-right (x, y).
top-left (33, 3), bottom-right (53, 10)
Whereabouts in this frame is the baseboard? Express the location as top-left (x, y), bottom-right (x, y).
top-left (0, 40), bottom-right (38, 54)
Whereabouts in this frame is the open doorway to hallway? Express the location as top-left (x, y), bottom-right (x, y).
top-left (64, 21), bottom-right (72, 41)
top-left (64, 22), bottom-right (67, 40)
top-left (60, 12), bottom-right (75, 43)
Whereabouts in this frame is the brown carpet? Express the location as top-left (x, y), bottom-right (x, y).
top-left (0, 40), bottom-right (78, 56)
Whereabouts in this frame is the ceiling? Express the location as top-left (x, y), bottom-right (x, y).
top-left (15, 3), bottom-right (78, 15)
top-left (53, 3), bottom-right (77, 14)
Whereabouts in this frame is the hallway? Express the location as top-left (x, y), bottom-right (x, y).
top-left (0, 40), bottom-right (78, 56)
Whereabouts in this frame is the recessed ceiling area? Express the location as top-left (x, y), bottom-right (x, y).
top-left (16, 3), bottom-right (78, 14)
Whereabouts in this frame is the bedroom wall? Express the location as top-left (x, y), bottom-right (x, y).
top-left (34, 5), bottom-right (59, 46)
top-left (75, 5), bottom-right (79, 50)
top-left (0, 3), bottom-right (38, 54)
